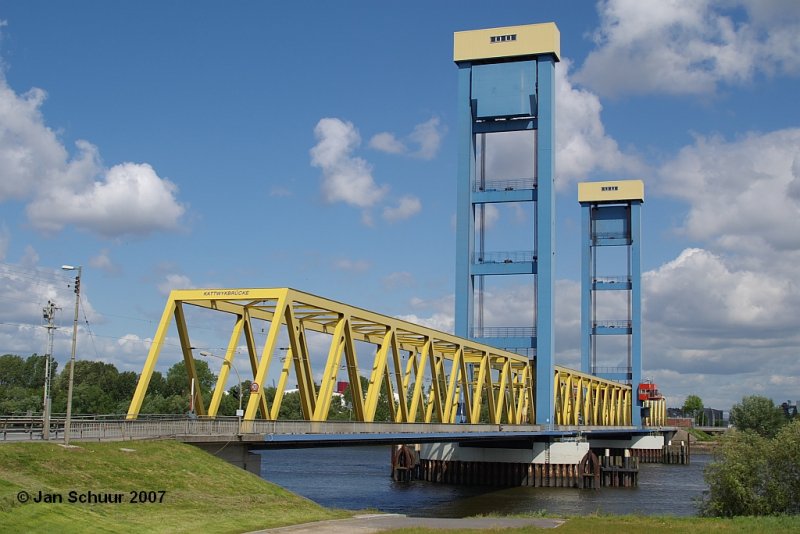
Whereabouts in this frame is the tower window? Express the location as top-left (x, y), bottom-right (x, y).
top-left (490, 34), bottom-right (517, 43)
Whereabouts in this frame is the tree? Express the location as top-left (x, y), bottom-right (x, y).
top-left (682, 394), bottom-right (704, 424)
top-left (701, 419), bottom-right (800, 516)
top-left (277, 391), bottom-right (303, 420)
top-left (0, 354), bottom-right (26, 388)
top-left (215, 380), bottom-right (254, 416)
top-left (730, 395), bottom-right (786, 438)
top-left (50, 360), bottom-right (130, 414)
top-left (164, 360), bottom-right (216, 397)
top-left (0, 354), bottom-right (53, 414)
top-left (0, 353), bottom-right (53, 390)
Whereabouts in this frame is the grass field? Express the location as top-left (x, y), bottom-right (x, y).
top-left (387, 515), bottom-right (800, 533)
top-left (0, 440), bottom-right (348, 533)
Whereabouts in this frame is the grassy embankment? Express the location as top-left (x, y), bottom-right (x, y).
top-left (2, 439), bottom-right (798, 533)
top-left (687, 427), bottom-right (721, 452)
top-left (0, 440), bottom-right (349, 533)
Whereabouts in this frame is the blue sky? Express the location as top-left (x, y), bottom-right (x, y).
top-left (1, 1), bottom-right (799, 411)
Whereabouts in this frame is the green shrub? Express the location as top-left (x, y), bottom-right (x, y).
top-left (701, 419), bottom-right (800, 516)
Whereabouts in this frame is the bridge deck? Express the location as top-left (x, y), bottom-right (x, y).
top-left (2, 417), bottom-right (670, 447)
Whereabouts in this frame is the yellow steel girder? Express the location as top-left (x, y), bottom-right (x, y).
top-left (127, 288), bottom-right (536, 424)
top-left (643, 397), bottom-right (666, 427)
top-left (552, 366), bottom-right (632, 426)
top-left (127, 288), bottom-right (637, 426)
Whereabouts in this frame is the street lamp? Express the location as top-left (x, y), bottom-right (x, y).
top-left (199, 351), bottom-right (243, 433)
top-left (61, 265), bottom-right (81, 446)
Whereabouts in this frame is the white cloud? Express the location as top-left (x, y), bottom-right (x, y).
top-left (0, 74), bottom-right (186, 237)
top-left (646, 248), bottom-right (799, 335)
top-left (396, 294), bottom-right (455, 333)
top-left (157, 273), bottom-right (193, 296)
top-left (0, 264), bottom-right (62, 325)
top-left (408, 117), bottom-right (444, 160)
top-left (368, 117), bottom-right (445, 160)
top-left (368, 132), bottom-right (406, 155)
top-left (641, 247), bottom-right (800, 407)
top-left (0, 223), bottom-right (9, 261)
top-left (575, 0), bottom-right (800, 97)
top-left (89, 249), bottom-right (119, 274)
top-left (116, 334), bottom-right (151, 356)
top-left (310, 118), bottom-right (388, 208)
top-left (382, 195), bottom-right (421, 222)
top-left (19, 245), bottom-right (39, 268)
top-left (0, 261), bottom-right (101, 364)
top-left (555, 59), bottom-right (644, 186)
top-left (656, 128), bottom-right (800, 255)
top-left (0, 84), bottom-right (66, 200)
top-left (27, 160), bottom-right (185, 237)
top-left (475, 204), bottom-right (499, 231)
top-left (396, 312), bottom-right (454, 333)
top-left (632, 126), bottom-right (800, 407)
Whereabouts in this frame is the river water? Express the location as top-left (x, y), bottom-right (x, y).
top-left (259, 447), bottom-right (711, 517)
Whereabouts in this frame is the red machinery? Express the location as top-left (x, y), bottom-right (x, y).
top-left (638, 381), bottom-right (662, 402)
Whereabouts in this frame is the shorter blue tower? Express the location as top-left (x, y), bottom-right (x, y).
top-left (578, 180), bottom-right (644, 426)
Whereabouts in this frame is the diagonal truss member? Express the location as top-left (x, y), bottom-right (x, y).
top-left (126, 288), bottom-right (539, 424)
top-left (553, 366), bottom-right (633, 426)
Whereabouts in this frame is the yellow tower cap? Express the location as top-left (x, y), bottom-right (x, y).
top-left (454, 22), bottom-right (560, 63)
top-left (578, 180), bottom-right (644, 203)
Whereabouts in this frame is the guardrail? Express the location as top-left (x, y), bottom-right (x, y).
top-left (1, 418), bottom-right (544, 442)
top-left (471, 326), bottom-right (536, 338)
top-left (474, 178), bottom-right (536, 192)
top-left (473, 251), bottom-right (536, 264)
top-left (2, 417), bottom-right (648, 443)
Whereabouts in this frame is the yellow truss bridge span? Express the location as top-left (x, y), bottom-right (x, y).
top-left (127, 288), bottom-right (654, 427)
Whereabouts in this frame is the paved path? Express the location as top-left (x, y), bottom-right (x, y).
top-left (252, 513), bottom-right (564, 533)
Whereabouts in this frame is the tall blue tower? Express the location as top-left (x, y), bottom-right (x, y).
top-left (454, 23), bottom-right (559, 425)
top-left (578, 180), bottom-right (644, 426)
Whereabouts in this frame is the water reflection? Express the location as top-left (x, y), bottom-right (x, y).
top-left (259, 446), bottom-right (710, 517)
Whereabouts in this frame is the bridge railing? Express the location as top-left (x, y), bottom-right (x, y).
top-left (474, 178), bottom-right (536, 192)
top-left (3, 417), bottom-right (651, 443)
top-left (2, 418), bottom-right (544, 442)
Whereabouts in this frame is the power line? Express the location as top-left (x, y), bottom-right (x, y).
top-left (79, 294), bottom-right (101, 360)
top-left (0, 262), bottom-right (73, 284)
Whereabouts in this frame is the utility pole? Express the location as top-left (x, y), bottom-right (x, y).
top-left (62, 265), bottom-right (81, 446)
top-left (42, 300), bottom-right (60, 440)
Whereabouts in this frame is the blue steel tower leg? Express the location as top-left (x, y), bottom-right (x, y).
top-left (631, 200), bottom-right (642, 427)
top-left (454, 63), bottom-right (475, 421)
top-left (536, 55), bottom-right (556, 425)
top-left (454, 64), bottom-right (474, 340)
top-left (580, 204), bottom-right (592, 375)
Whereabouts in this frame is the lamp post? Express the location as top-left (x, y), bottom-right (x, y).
top-left (199, 351), bottom-right (242, 434)
top-left (61, 265), bottom-right (81, 446)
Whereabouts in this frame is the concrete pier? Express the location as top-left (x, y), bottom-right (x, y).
top-left (405, 440), bottom-right (629, 488)
top-left (402, 432), bottom-right (684, 488)
top-left (193, 442), bottom-right (261, 476)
